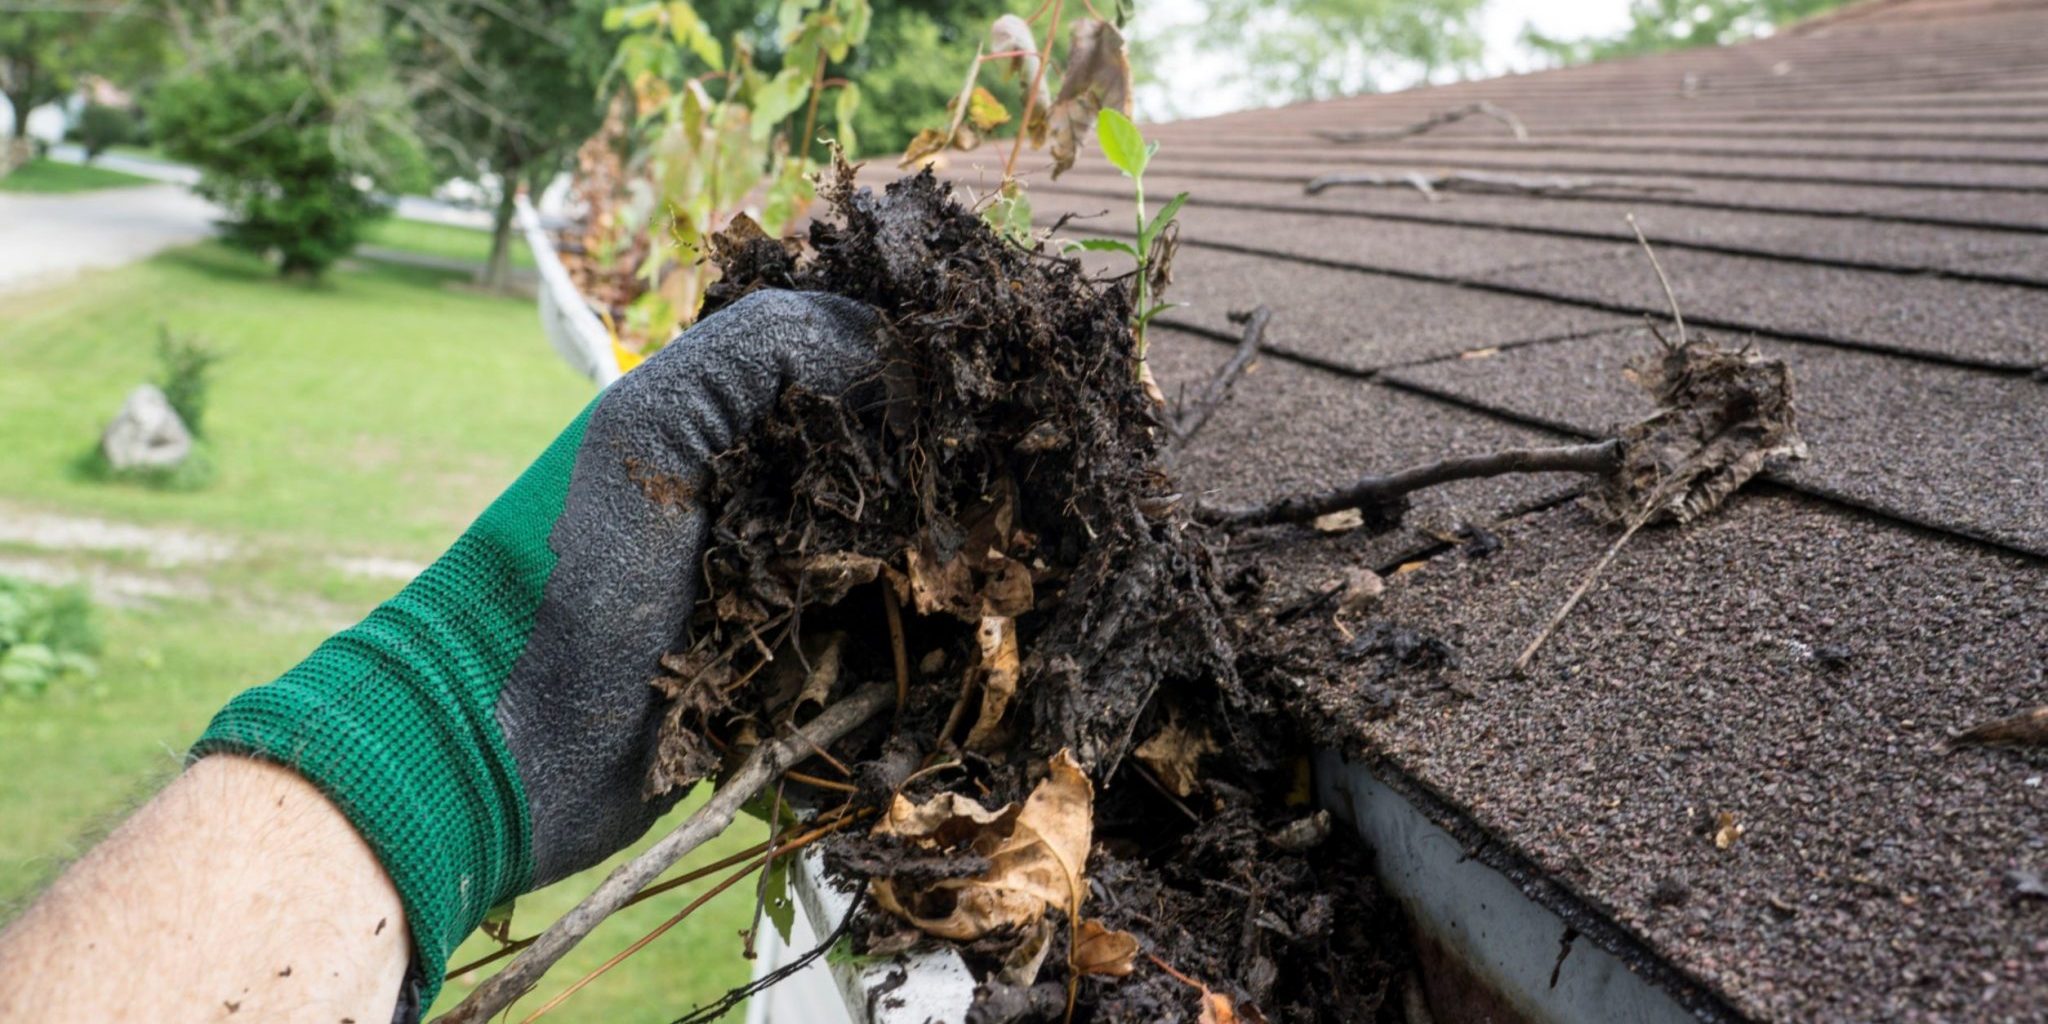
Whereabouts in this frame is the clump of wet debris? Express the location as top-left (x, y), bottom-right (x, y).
top-left (644, 161), bottom-right (1404, 1023)
top-left (644, 161), bottom-right (1800, 1023)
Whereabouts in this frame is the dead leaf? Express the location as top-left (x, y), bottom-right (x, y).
top-left (1950, 706), bottom-right (2048, 749)
top-left (998, 917), bottom-right (1058, 986)
top-left (793, 631), bottom-right (844, 713)
top-left (988, 14), bottom-right (1046, 101)
top-left (980, 556), bottom-right (1035, 617)
top-left (1048, 19), bottom-right (1132, 178)
top-left (1072, 919), bottom-right (1139, 977)
top-left (1713, 811), bottom-right (1745, 850)
top-left (1134, 719), bottom-right (1218, 797)
top-left (901, 127), bottom-right (951, 167)
top-left (967, 86), bottom-right (1011, 132)
top-left (964, 615), bottom-right (1022, 752)
top-left (906, 541), bottom-right (979, 620)
top-left (1200, 990), bottom-right (1239, 1024)
top-left (871, 750), bottom-right (1094, 940)
top-left (1588, 341), bottom-right (1807, 526)
top-left (1337, 568), bottom-right (1385, 615)
top-left (1312, 509), bottom-right (1363, 533)
top-left (790, 550), bottom-right (893, 605)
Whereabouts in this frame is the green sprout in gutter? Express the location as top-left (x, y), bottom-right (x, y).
top-left (1070, 108), bottom-right (1188, 365)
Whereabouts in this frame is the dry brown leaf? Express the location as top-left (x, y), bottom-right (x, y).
top-left (790, 550), bottom-right (892, 605)
top-left (1713, 811), bottom-right (1745, 850)
top-left (964, 615), bottom-right (1022, 752)
top-left (901, 127), bottom-right (951, 167)
top-left (1048, 19), bottom-right (1132, 178)
top-left (1072, 919), bottom-right (1139, 977)
top-left (906, 541), bottom-right (979, 620)
top-left (1134, 719), bottom-right (1218, 798)
top-left (1312, 508), bottom-right (1363, 533)
top-left (1200, 990), bottom-right (1239, 1024)
top-left (980, 555), bottom-right (1035, 617)
top-left (870, 750), bottom-right (1094, 940)
top-left (793, 631), bottom-right (844, 713)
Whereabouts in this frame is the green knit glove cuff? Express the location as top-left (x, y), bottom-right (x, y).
top-left (192, 404), bottom-right (592, 1009)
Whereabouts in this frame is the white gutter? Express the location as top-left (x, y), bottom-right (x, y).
top-left (515, 193), bottom-right (622, 388)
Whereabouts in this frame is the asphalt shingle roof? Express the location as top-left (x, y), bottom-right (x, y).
top-left (950, 0), bottom-right (2048, 1017)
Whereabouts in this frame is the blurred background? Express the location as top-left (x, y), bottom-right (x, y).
top-left (0, 0), bottom-right (1850, 1018)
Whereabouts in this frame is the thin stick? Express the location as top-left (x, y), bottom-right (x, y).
top-left (1627, 213), bottom-right (1688, 348)
top-left (1172, 305), bottom-right (1270, 445)
top-left (517, 859), bottom-right (763, 1023)
top-left (1512, 505), bottom-right (1653, 674)
top-left (1004, 0), bottom-right (1061, 179)
top-left (741, 781), bottom-right (786, 960)
top-left (882, 584), bottom-right (910, 710)
top-left (1313, 101), bottom-right (1528, 145)
top-left (1196, 439), bottom-right (1623, 529)
top-left (433, 684), bottom-right (896, 1024)
top-left (1304, 170), bottom-right (1689, 200)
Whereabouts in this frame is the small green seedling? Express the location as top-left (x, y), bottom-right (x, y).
top-left (1074, 108), bottom-right (1187, 360)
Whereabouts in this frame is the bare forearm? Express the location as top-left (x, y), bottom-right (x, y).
top-left (0, 755), bottom-right (409, 1023)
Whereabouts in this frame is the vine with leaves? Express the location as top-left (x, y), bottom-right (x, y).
top-left (564, 0), bottom-right (871, 353)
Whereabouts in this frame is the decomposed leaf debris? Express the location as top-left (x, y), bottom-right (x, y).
top-left (1071, 919), bottom-right (1140, 977)
top-left (870, 750), bottom-right (1094, 940)
top-left (1048, 19), bottom-right (1132, 178)
top-left (1713, 811), bottom-right (1745, 850)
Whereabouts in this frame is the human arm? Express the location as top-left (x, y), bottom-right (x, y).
top-left (0, 755), bottom-right (410, 1023)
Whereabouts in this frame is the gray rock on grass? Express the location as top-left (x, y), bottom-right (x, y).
top-left (101, 384), bottom-right (192, 471)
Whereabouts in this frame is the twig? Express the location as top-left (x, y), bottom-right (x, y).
top-left (1171, 306), bottom-right (1271, 445)
top-left (1313, 101), bottom-right (1529, 144)
top-left (1195, 440), bottom-right (1623, 529)
top-left (1004, 0), bottom-right (1063, 179)
top-left (669, 893), bottom-right (866, 1024)
top-left (433, 684), bottom-right (896, 1024)
top-left (1304, 170), bottom-right (1691, 202)
top-left (517, 858), bottom-right (765, 1022)
top-left (741, 781), bottom-right (786, 959)
top-left (1627, 213), bottom-right (1688, 348)
top-left (882, 585), bottom-right (909, 710)
top-left (1511, 504), bottom-right (1654, 675)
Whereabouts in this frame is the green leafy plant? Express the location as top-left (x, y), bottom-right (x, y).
top-left (0, 575), bottom-right (100, 699)
top-left (72, 103), bottom-right (136, 162)
top-left (566, 0), bottom-right (872, 349)
top-left (156, 325), bottom-right (223, 439)
top-left (1082, 107), bottom-right (1185, 357)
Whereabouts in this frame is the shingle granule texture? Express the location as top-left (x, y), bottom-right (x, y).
top-left (1305, 494), bottom-right (2048, 1023)
top-left (932, 0), bottom-right (2048, 1015)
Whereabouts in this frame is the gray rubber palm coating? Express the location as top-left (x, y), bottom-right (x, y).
top-left (494, 289), bottom-right (880, 888)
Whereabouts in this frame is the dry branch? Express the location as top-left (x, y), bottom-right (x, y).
top-left (1313, 101), bottom-right (1528, 145)
top-left (1304, 170), bottom-right (1693, 203)
top-left (1194, 439), bottom-right (1623, 529)
top-left (433, 683), bottom-right (896, 1024)
top-left (1171, 305), bottom-right (1271, 446)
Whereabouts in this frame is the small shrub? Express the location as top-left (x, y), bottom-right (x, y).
top-left (156, 325), bottom-right (222, 438)
top-left (72, 104), bottom-right (136, 162)
top-left (0, 576), bottom-right (100, 699)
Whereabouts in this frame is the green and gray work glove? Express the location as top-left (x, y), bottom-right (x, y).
top-left (192, 290), bottom-right (880, 1016)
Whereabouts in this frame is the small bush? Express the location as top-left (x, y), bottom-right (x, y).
top-left (72, 104), bottom-right (136, 162)
top-left (0, 576), bottom-right (100, 699)
top-left (156, 325), bottom-right (222, 438)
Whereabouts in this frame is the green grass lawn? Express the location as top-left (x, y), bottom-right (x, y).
top-left (360, 216), bottom-right (535, 271)
top-left (0, 158), bottom-right (155, 193)
top-left (0, 244), bottom-right (765, 1021)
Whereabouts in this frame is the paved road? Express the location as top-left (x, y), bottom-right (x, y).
top-left (0, 184), bottom-right (219, 295)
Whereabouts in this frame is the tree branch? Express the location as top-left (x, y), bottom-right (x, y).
top-left (1312, 101), bottom-right (1528, 145)
top-left (1305, 170), bottom-right (1691, 202)
top-left (1171, 305), bottom-right (1270, 446)
top-left (1194, 439), bottom-right (1624, 529)
top-left (432, 683), bottom-right (896, 1024)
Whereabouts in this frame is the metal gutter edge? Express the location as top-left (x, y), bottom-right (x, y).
top-left (1316, 749), bottom-right (1737, 1024)
top-left (746, 845), bottom-right (976, 1023)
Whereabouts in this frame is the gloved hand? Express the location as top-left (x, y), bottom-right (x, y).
top-left (192, 289), bottom-right (880, 1015)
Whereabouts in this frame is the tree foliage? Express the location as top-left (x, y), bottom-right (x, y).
top-left (1177, 0), bottom-right (1486, 107)
top-left (150, 0), bottom-right (426, 277)
top-left (1, 3), bottom-right (163, 142)
top-left (1522, 0), bottom-right (1856, 65)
